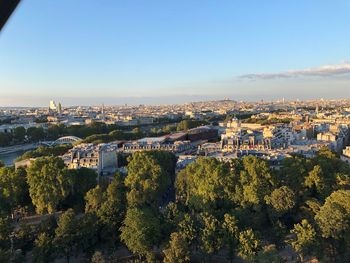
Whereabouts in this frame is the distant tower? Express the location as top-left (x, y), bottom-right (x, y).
top-left (315, 104), bottom-right (319, 115)
top-left (58, 102), bottom-right (62, 115)
top-left (49, 100), bottom-right (57, 112)
top-left (101, 104), bottom-right (105, 121)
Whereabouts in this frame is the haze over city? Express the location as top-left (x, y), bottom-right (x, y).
top-left (1, 0), bottom-right (350, 106)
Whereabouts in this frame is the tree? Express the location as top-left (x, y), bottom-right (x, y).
top-left (0, 216), bottom-right (13, 249)
top-left (0, 132), bottom-right (12, 147)
top-left (239, 156), bottom-right (274, 207)
top-left (120, 207), bottom-right (162, 258)
top-left (0, 167), bottom-right (29, 214)
top-left (85, 174), bottom-right (126, 247)
top-left (65, 168), bottom-right (97, 210)
top-left (37, 215), bottom-right (58, 239)
top-left (176, 157), bottom-right (236, 211)
top-left (33, 233), bottom-right (55, 263)
top-left (278, 156), bottom-right (310, 192)
top-left (17, 144), bottom-right (72, 161)
top-left (315, 190), bottom-right (350, 240)
top-left (26, 127), bottom-right (45, 142)
top-left (97, 174), bottom-right (126, 246)
top-left (164, 202), bottom-right (184, 233)
top-left (54, 209), bottom-right (78, 262)
top-left (27, 157), bottom-right (70, 214)
top-left (0, 160), bottom-right (5, 168)
top-left (98, 173), bottom-right (126, 226)
top-left (163, 232), bottom-right (191, 263)
top-left (237, 229), bottom-right (261, 261)
top-left (178, 214), bottom-right (198, 246)
top-left (76, 213), bottom-right (99, 256)
top-left (199, 213), bottom-right (224, 256)
top-left (125, 151), bottom-right (171, 207)
top-left (266, 186), bottom-right (296, 214)
top-left (289, 219), bottom-right (318, 261)
top-left (13, 126), bottom-right (26, 143)
top-left (304, 165), bottom-right (326, 196)
top-left (176, 120), bottom-right (208, 131)
top-left (222, 213), bottom-right (239, 262)
top-left (85, 185), bottom-right (104, 212)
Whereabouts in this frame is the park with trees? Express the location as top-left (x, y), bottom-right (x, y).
top-left (0, 147), bottom-right (349, 262)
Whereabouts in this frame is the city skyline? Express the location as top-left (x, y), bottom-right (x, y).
top-left (1, 1), bottom-right (350, 106)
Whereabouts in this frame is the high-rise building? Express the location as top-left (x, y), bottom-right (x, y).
top-left (49, 100), bottom-right (57, 111)
top-left (58, 102), bottom-right (62, 114)
top-left (101, 103), bottom-right (105, 121)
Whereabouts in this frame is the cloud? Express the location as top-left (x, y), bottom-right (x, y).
top-left (239, 63), bottom-right (350, 80)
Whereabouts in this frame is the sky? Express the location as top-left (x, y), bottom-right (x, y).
top-left (0, 0), bottom-right (350, 106)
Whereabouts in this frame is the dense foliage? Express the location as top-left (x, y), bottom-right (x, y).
top-left (0, 148), bottom-right (350, 262)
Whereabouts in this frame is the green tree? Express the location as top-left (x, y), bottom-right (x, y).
top-left (176, 157), bottom-right (236, 211)
top-left (98, 174), bottom-right (127, 247)
top-left (33, 233), bottom-right (55, 263)
top-left (66, 167), bottom-right (97, 210)
top-left (176, 120), bottom-right (207, 131)
top-left (199, 213), bottom-right (224, 257)
top-left (163, 232), bottom-right (191, 263)
top-left (37, 215), bottom-right (58, 237)
top-left (17, 144), bottom-right (72, 161)
top-left (315, 190), bottom-right (350, 240)
top-left (0, 216), bottom-right (13, 249)
top-left (278, 156), bottom-right (311, 192)
top-left (120, 207), bottom-right (162, 258)
top-left (13, 126), bottom-right (26, 143)
top-left (0, 167), bottom-right (29, 214)
top-left (125, 151), bottom-right (172, 207)
top-left (222, 213), bottom-right (239, 262)
top-left (304, 165), bottom-right (326, 196)
top-left (26, 127), bottom-right (45, 142)
top-left (98, 174), bottom-right (126, 226)
top-left (0, 132), bottom-right (12, 147)
top-left (85, 174), bottom-right (126, 247)
top-left (289, 219), bottom-right (318, 261)
top-left (239, 156), bottom-right (274, 207)
top-left (266, 186), bottom-right (296, 214)
top-left (85, 185), bottom-right (104, 212)
top-left (27, 157), bottom-right (70, 214)
top-left (178, 214), bottom-right (198, 246)
top-left (76, 213), bottom-right (99, 256)
top-left (54, 209), bottom-right (78, 263)
top-left (237, 229), bottom-right (261, 261)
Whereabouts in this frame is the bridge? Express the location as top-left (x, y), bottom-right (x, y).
top-left (54, 136), bottom-right (82, 145)
top-left (40, 136), bottom-right (82, 147)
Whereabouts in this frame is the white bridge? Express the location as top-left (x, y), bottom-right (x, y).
top-left (40, 136), bottom-right (82, 146)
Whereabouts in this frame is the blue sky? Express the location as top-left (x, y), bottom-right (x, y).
top-left (0, 0), bottom-right (350, 106)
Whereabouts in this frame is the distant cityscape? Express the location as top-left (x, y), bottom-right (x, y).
top-left (2, 98), bottom-right (350, 172)
top-left (2, 1), bottom-right (350, 261)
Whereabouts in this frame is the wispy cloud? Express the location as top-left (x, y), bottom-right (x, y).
top-left (239, 63), bottom-right (350, 80)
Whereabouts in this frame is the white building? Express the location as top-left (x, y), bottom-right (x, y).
top-left (62, 143), bottom-right (119, 176)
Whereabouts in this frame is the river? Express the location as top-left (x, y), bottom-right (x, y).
top-left (0, 150), bottom-right (26, 166)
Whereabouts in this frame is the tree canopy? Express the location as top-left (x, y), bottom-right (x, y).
top-left (26, 157), bottom-right (70, 214)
